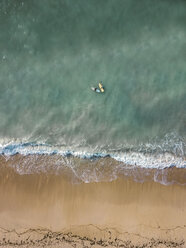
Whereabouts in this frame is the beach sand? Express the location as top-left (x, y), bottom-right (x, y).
top-left (0, 155), bottom-right (186, 247)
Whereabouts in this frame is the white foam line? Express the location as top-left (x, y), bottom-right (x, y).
top-left (0, 142), bottom-right (185, 169)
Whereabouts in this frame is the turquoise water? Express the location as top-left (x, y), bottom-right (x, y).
top-left (0, 0), bottom-right (186, 169)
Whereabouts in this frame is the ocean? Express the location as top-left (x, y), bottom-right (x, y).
top-left (0, 0), bottom-right (186, 184)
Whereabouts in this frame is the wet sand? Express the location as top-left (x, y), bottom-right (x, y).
top-left (0, 155), bottom-right (186, 247)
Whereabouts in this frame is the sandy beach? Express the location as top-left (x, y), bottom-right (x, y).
top-left (0, 155), bottom-right (185, 247)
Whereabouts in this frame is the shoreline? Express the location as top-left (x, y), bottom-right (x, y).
top-left (0, 158), bottom-right (186, 247)
top-left (1, 141), bottom-right (185, 170)
top-left (0, 154), bottom-right (186, 185)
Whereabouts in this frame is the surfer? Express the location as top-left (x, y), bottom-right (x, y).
top-left (91, 81), bottom-right (105, 93)
top-left (91, 87), bottom-right (101, 93)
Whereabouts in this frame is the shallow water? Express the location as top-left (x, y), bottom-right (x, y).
top-left (0, 0), bottom-right (186, 173)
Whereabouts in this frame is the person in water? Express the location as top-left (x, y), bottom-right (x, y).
top-left (95, 88), bottom-right (100, 93)
top-left (92, 87), bottom-right (100, 93)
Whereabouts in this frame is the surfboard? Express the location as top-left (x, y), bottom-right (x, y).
top-left (98, 82), bottom-right (104, 92)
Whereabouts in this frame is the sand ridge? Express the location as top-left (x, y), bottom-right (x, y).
top-left (0, 225), bottom-right (185, 248)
